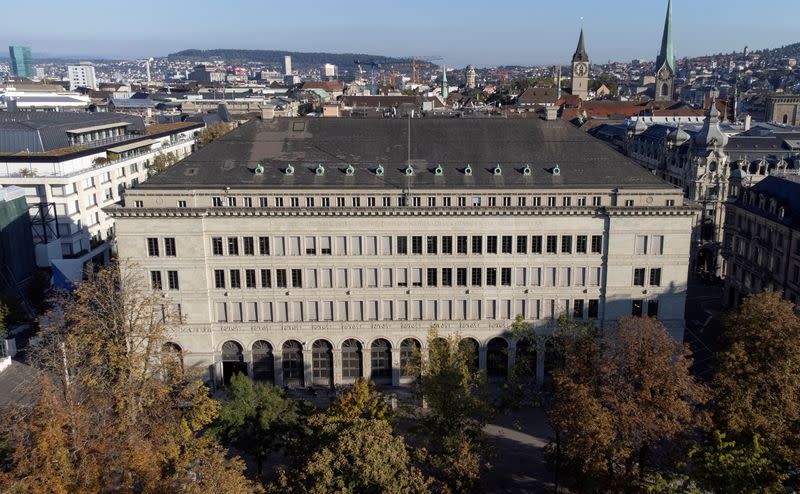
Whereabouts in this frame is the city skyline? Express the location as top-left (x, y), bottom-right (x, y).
top-left (2, 0), bottom-right (799, 67)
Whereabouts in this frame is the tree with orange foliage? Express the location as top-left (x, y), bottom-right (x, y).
top-left (547, 316), bottom-right (708, 492)
top-left (0, 263), bottom-right (260, 494)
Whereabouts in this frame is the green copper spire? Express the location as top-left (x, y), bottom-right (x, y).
top-left (441, 64), bottom-right (448, 99)
top-left (656, 0), bottom-right (675, 73)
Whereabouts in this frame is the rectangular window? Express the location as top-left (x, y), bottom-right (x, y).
top-left (578, 196), bottom-right (587, 206)
top-left (652, 235), bottom-right (664, 255)
top-left (275, 197), bottom-right (284, 207)
top-left (625, 200), bottom-right (634, 207)
top-left (427, 236), bottom-right (438, 254)
top-left (635, 235), bottom-right (648, 255)
top-left (472, 236), bottom-right (483, 254)
top-left (214, 269), bottom-right (225, 288)
top-left (228, 196), bottom-right (237, 207)
top-left (501, 267), bottom-right (511, 286)
top-left (147, 238), bottom-right (159, 256)
top-left (261, 269), bottom-right (271, 288)
top-left (633, 268), bottom-right (646, 286)
top-left (486, 236), bottom-right (498, 254)
top-left (457, 267), bottom-right (467, 286)
top-left (516, 235), bottom-right (527, 254)
top-left (150, 271), bottom-right (162, 289)
top-left (291, 269), bottom-right (302, 288)
top-left (592, 196), bottom-right (602, 206)
top-left (560, 267), bottom-right (571, 287)
top-left (164, 238), bottom-right (176, 256)
top-left (427, 196), bottom-right (436, 207)
top-left (588, 299), bottom-right (599, 318)
top-left (546, 235), bottom-right (558, 254)
top-left (442, 268), bottom-right (452, 286)
top-left (647, 299), bottom-right (659, 317)
top-left (412, 268), bottom-right (422, 287)
top-left (471, 267), bottom-right (482, 286)
top-left (530, 267), bottom-right (541, 286)
top-left (500, 235), bottom-right (514, 254)
top-left (291, 197), bottom-right (299, 208)
top-left (216, 302), bottom-right (227, 322)
top-left (545, 267), bottom-right (556, 287)
top-left (441, 236), bottom-right (453, 254)
top-left (178, 200), bottom-right (187, 208)
top-left (457, 197), bottom-right (466, 207)
top-left (322, 236), bottom-right (333, 255)
top-left (591, 235), bottom-right (603, 254)
top-left (336, 236), bottom-right (347, 255)
top-left (547, 197), bottom-right (556, 207)
top-left (232, 303), bottom-right (244, 322)
top-left (397, 268), bottom-right (407, 287)
top-left (562, 196), bottom-right (571, 207)
top-left (259, 236), bottom-right (270, 255)
top-left (243, 237), bottom-right (254, 255)
top-left (632, 299), bottom-right (643, 317)
top-left (589, 267), bottom-right (601, 286)
top-left (397, 236), bottom-right (408, 255)
top-left (531, 236), bottom-right (543, 254)
top-left (573, 299), bottom-right (584, 319)
top-left (381, 268), bottom-right (392, 287)
top-left (443, 197), bottom-right (451, 207)
top-left (260, 197), bottom-right (269, 207)
top-left (229, 270), bottom-right (241, 288)
top-left (412, 236), bottom-right (423, 254)
top-left (276, 269), bottom-right (287, 288)
top-left (290, 236), bottom-right (302, 256)
top-left (243, 197), bottom-right (253, 208)
top-left (427, 268), bottom-right (438, 286)
top-left (245, 269), bottom-right (256, 288)
top-left (167, 271), bottom-right (179, 290)
top-left (367, 268), bottom-right (378, 288)
top-left (457, 236), bottom-right (468, 254)
top-left (649, 268), bottom-right (662, 287)
top-left (305, 236), bottom-right (317, 255)
top-left (227, 237), bottom-right (239, 255)
top-left (561, 235), bottom-right (572, 253)
top-left (486, 268), bottom-right (497, 286)
top-left (576, 235), bottom-right (587, 254)
top-left (515, 267), bottom-right (526, 286)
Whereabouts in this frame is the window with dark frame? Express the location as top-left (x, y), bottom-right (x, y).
top-left (212, 237), bottom-right (223, 255)
top-left (412, 236), bottom-right (423, 254)
top-left (487, 236), bottom-right (498, 254)
top-left (546, 235), bottom-right (558, 254)
top-left (502, 236), bottom-right (512, 254)
top-left (150, 271), bottom-right (162, 289)
top-left (561, 235), bottom-right (572, 253)
top-left (531, 235), bottom-right (543, 254)
top-left (472, 236), bottom-right (483, 254)
top-left (633, 268), bottom-right (646, 286)
top-left (501, 267), bottom-right (511, 286)
top-left (649, 268), bottom-right (662, 286)
top-left (261, 269), bottom-right (271, 288)
top-left (167, 270), bottom-right (179, 290)
top-left (427, 268), bottom-right (437, 286)
top-left (516, 235), bottom-right (527, 254)
top-left (214, 269), bottom-right (225, 288)
top-left (276, 269), bottom-right (287, 288)
top-left (591, 235), bottom-right (603, 253)
top-left (471, 267), bottom-right (482, 286)
top-left (245, 269), bottom-right (256, 288)
top-left (442, 236), bottom-right (453, 254)
top-left (291, 269), bottom-right (302, 288)
top-left (164, 237), bottom-right (176, 256)
top-left (397, 236), bottom-right (408, 254)
top-left (457, 268), bottom-right (467, 286)
top-left (259, 236), bottom-right (270, 255)
top-left (576, 235), bottom-right (587, 254)
top-left (227, 237), bottom-right (239, 255)
top-left (427, 236), bottom-right (438, 254)
top-left (588, 299), bottom-right (599, 318)
top-left (243, 237), bottom-right (254, 255)
top-left (442, 268), bottom-right (453, 286)
top-left (632, 299), bottom-right (643, 317)
top-left (229, 270), bottom-right (241, 288)
top-left (486, 267), bottom-right (497, 286)
top-left (647, 299), bottom-right (659, 317)
top-left (147, 238), bottom-right (159, 257)
top-left (457, 236), bottom-right (468, 254)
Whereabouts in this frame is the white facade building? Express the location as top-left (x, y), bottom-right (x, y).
top-left (67, 63), bottom-right (98, 91)
top-left (109, 117), bottom-right (697, 387)
top-left (0, 113), bottom-right (202, 281)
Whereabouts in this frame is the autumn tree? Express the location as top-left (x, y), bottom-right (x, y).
top-left (270, 381), bottom-right (430, 494)
top-left (547, 316), bottom-right (708, 491)
top-left (712, 290), bottom-right (800, 483)
top-left (211, 373), bottom-right (312, 478)
top-left (198, 122), bottom-right (233, 147)
top-left (0, 263), bottom-right (260, 493)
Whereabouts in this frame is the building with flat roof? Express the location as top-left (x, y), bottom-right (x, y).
top-left (108, 117), bottom-right (696, 387)
top-left (67, 63), bottom-right (98, 91)
top-left (0, 112), bottom-right (202, 281)
top-left (8, 46), bottom-right (33, 78)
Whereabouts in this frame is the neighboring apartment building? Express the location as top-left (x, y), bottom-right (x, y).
top-left (109, 117), bottom-right (696, 387)
top-left (0, 112), bottom-right (202, 281)
top-left (67, 63), bottom-right (98, 91)
top-left (722, 172), bottom-right (800, 308)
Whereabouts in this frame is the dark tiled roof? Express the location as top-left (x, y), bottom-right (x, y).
top-left (739, 175), bottom-right (800, 228)
top-left (140, 117), bottom-right (673, 191)
top-left (0, 112), bottom-right (146, 153)
top-left (517, 87), bottom-right (559, 105)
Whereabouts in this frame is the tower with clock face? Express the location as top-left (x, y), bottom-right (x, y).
top-left (571, 29), bottom-right (590, 100)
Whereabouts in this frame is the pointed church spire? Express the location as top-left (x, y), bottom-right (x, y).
top-left (573, 29), bottom-right (589, 63)
top-left (656, 0), bottom-right (675, 73)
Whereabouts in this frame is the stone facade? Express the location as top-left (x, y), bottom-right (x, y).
top-left (110, 184), bottom-right (694, 387)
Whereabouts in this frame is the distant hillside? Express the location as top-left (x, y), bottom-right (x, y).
top-left (167, 49), bottom-right (411, 70)
top-left (756, 42), bottom-right (800, 60)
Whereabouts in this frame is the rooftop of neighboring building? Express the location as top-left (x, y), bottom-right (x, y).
top-left (140, 116), bottom-right (674, 191)
top-left (737, 173), bottom-right (800, 228)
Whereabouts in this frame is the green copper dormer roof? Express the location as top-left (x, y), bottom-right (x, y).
top-left (572, 29), bottom-right (589, 63)
top-left (656, 0), bottom-right (675, 73)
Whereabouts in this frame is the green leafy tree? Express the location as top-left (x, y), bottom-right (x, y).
top-left (270, 416), bottom-right (431, 494)
top-left (411, 329), bottom-right (492, 493)
top-left (212, 373), bottom-right (311, 477)
top-left (688, 431), bottom-right (785, 493)
top-left (713, 290), bottom-right (800, 482)
top-left (151, 151), bottom-right (177, 174)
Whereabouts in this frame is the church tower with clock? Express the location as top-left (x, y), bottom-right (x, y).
top-left (655, 0), bottom-right (675, 102)
top-left (571, 28), bottom-right (590, 100)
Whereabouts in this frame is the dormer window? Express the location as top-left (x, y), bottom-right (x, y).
top-left (779, 207), bottom-right (786, 219)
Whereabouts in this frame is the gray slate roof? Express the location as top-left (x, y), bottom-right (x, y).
top-left (0, 112), bottom-right (146, 153)
top-left (141, 117), bottom-right (673, 191)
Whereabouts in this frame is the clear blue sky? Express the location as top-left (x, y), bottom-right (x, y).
top-left (3, 0), bottom-right (799, 67)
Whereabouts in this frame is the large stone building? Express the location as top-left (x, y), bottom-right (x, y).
top-left (722, 172), bottom-right (800, 308)
top-left (766, 93), bottom-right (800, 126)
top-left (109, 117), bottom-right (696, 387)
